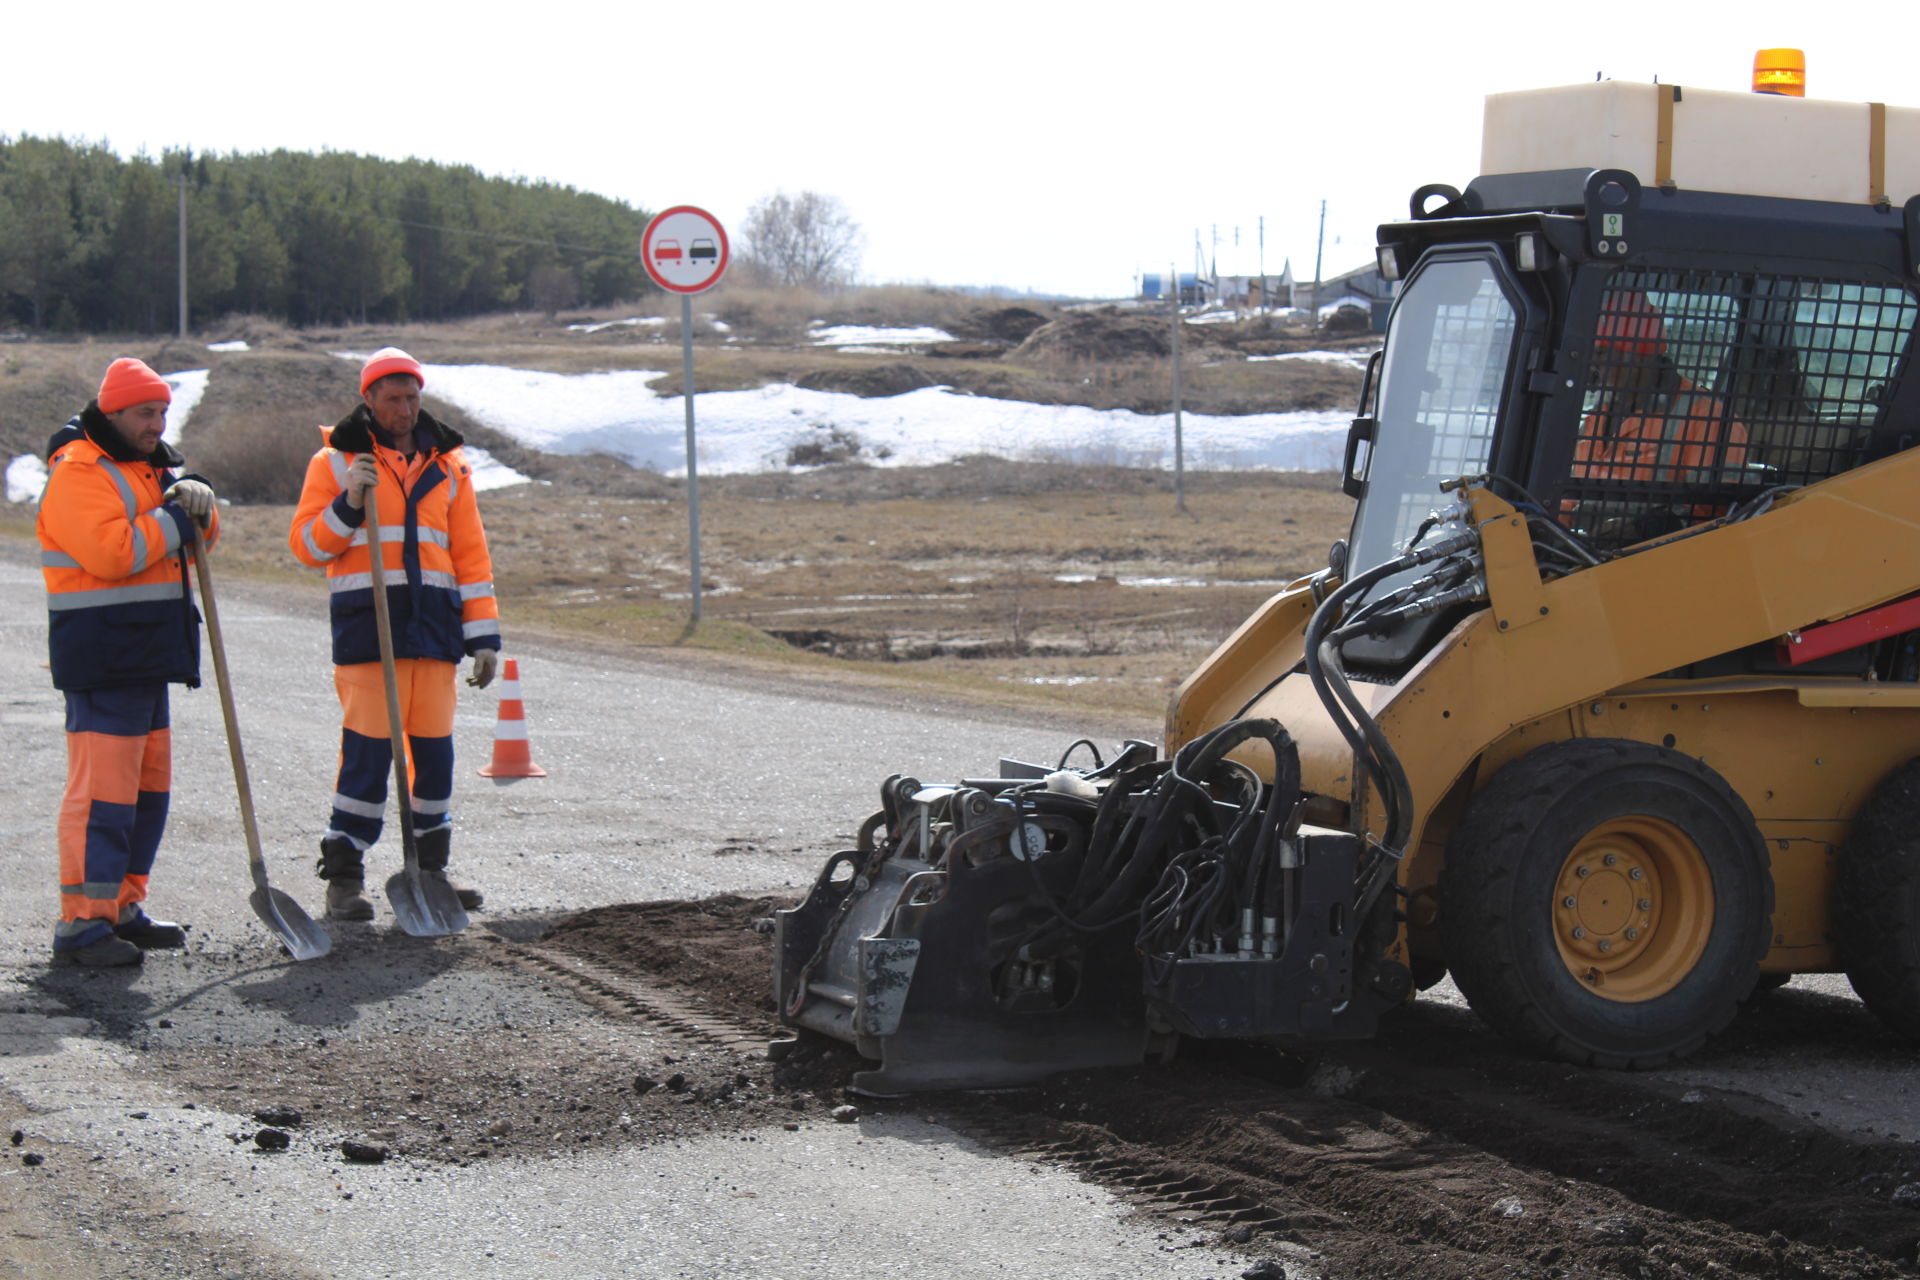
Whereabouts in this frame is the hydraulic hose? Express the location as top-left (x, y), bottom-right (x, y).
top-left (1303, 529), bottom-right (1477, 859)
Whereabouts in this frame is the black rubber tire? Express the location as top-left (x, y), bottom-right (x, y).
top-left (1439, 739), bottom-right (1773, 1069)
top-left (1835, 757), bottom-right (1920, 1038)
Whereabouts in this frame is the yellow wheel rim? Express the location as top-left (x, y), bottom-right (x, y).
top-left (1551, 815), bottom-right (1713, 1002)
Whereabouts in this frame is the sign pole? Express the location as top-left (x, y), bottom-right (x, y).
top-left (639, 205), bottom-right (730, 627)
top-left (681, 292), bottom-right (702, 622)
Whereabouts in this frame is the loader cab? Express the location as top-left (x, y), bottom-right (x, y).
top-left (1336, 239), bottom-right (1544, 673)
top-left (1340, 169), bottom-right (1920, 679)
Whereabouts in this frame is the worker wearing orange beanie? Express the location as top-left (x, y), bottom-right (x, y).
top-left (38, 358), bottom-right (220, 967)
top-left (288, 348), bottom-right (501, 921)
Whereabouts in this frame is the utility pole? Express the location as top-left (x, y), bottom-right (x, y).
top-left (1312, 199), bottom-right (1327, 328)
top-left (175, 172), bottom-right (189, 339)
top-left (1170, 259), bottom-right (1185, 515)
top-left (1258, 216), bottom-right (1266, 315)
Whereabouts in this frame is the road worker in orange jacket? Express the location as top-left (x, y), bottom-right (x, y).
top-left (1572, 290), bottom-right (1750, 500)
top-left (39, 357), bottom-right (219, 967)
top-left (288, 348), bottom-right (501, 921)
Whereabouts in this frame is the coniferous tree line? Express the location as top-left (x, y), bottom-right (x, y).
top-left (0, 136), bottom-right (654, 331)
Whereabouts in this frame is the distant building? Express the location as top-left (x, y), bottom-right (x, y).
top-left (1292, 260), bottom-right (1395, 318)
top-left (1214, 261), bottom-right (1295, 310)
top-left (1140, 256), bottom-right (1392, 321)
top-left (1139, 272), bottom-right (1210, 306)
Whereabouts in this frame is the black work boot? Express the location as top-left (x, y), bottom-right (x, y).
top-left (115, 910), bottom-right (188, 949)
top-left (414, 828), bottom-right (484, 911)
top-left (317, 835), bottom-right (375, 921)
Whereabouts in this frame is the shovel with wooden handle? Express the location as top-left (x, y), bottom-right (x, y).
top-left (189, 524), bottom-right (332, 961)
top-left (363, 487), bottom-right (469, 937)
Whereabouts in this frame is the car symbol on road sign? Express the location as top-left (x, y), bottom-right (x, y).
top-left (642, 207), bottom-right (730, 295)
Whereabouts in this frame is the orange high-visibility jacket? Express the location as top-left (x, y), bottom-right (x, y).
top-left (288, 405), bottom-right (501, 666)
top-left (38, 405), bottom-right (219, 691)
top-left (1573, 376), bottom-right (1750, 485)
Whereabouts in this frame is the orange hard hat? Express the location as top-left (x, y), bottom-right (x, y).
top-left (1595, 291), bottom-right (1666, 357)
top-left (360, 347), bottom-right (425, 395)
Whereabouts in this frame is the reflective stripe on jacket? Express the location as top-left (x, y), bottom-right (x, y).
top-left (37, 405), bottom-right (215, 692)
top-left (287, 405), bottom-right (502, 667)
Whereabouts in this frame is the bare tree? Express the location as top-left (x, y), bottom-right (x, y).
top-left (738, 191), bottom-right (863, 288)
top-left (527, 264), bottom-right (580, 319)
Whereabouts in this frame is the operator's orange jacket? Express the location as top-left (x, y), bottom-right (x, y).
top-left (38, 406), bottom-right (220, 691)
top-left (288, 405), bottom-right (501, 666)
top-left (1572, 374), bottom-right (1750, 485)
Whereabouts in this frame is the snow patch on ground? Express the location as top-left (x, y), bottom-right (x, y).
top-left (1249, 349), bottom-right (1378, 370)
top-left (808, 325), bottom-right (954, 347)
top-left (411, 360), bottom-right (1350, 477)
top-left (6, 455), bottom-right (47, 503)
top-left (567, 317), bottom-right (669, 334)
top-left (206, 340), bottom-right (249, 352)
top-left (462, 446), bottom-right (539, 491)
top-left (163, 369), bottom-right (210, 446)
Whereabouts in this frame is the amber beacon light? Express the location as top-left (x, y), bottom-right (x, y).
top-left (1753, 48), bottom-right (1806, 96)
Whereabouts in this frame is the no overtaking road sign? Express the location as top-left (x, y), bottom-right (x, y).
top-left (642, 206), bottom-right (729, 294)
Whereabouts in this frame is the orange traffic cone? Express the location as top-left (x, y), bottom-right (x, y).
top-left (477, 658), bottom-right (547, 778)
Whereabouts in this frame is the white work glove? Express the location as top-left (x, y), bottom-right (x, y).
top-left (164, 479), bottom-right (215, 529)
top-left (343, 455), bottom-right (379, 510)
top-left (467, 650), bottom-right (499, 689)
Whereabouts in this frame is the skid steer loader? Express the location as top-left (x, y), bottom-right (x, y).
top-left (775, 67), bottom-right (1920, 1093)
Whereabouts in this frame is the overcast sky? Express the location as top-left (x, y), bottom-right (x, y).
top-left (7, 1), bottom-right (1912, 299)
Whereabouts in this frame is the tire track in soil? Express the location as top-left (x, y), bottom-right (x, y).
top-left (553, 896), bottom-right (1920, 1280)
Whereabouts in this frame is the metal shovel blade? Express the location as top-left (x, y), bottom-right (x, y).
top-left (384, 865), bottom-right (470, 938)
top-left (364, 488), bottom-right (468, 939)
top-left (191, 522), bottom-right (333, 961)
top-left (250, 884), bottom-right (333, 961)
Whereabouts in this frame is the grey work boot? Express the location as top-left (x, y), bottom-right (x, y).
top-left (317, 836), bottom-right (375, 921)
top-left (414, 828), bottom-right (484, 911)
top-left (325, 878), bottom-right (376, 921)
top-left (54, 933), bottom-right (144, 968)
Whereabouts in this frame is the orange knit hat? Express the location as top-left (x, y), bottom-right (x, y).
top-left (97, 358), bottom-right (173, 415)
top-left (360, 347), bottom-right (425, 395)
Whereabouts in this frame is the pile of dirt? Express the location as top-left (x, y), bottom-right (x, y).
top-left (948, 306), bottom-right (1049, 344)
top-left (794, 362), bottom-right (938, 398)
top-left (1010, 311), bottom-right (1178, 362)
top-left (1321, 304), bottom-right (1373, 334)
top-left (542, 894), bottom-right (787, 1031)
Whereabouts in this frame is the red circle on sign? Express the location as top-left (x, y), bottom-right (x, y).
top-left (642, 205), bottom-right (730, 294)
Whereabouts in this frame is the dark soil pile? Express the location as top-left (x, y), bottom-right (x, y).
top-left (1011, 311), bottom-right (1180, 362)
top-left (542, 893), bottom-right (787, 1030)
top-left (949, 306), bottom-right (1049, 344)
top-left (555, 893), bottom-right (1920, 1280)
top-left (794, 362), bottom-right (938, 398)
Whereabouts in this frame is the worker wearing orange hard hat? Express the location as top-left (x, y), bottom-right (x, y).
top-left (288, 348), bottom-right (501, 921)
top-left (39, 357), bottom-right (220, 967)
top-left (1571, 289), bottom-right (1750, 501)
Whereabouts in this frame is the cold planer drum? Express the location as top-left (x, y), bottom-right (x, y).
top-left (773, 720), bottom-right (1408, 1093)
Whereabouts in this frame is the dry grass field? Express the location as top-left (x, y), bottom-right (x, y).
top-left (0, 290), bottom-right (1362, 720)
